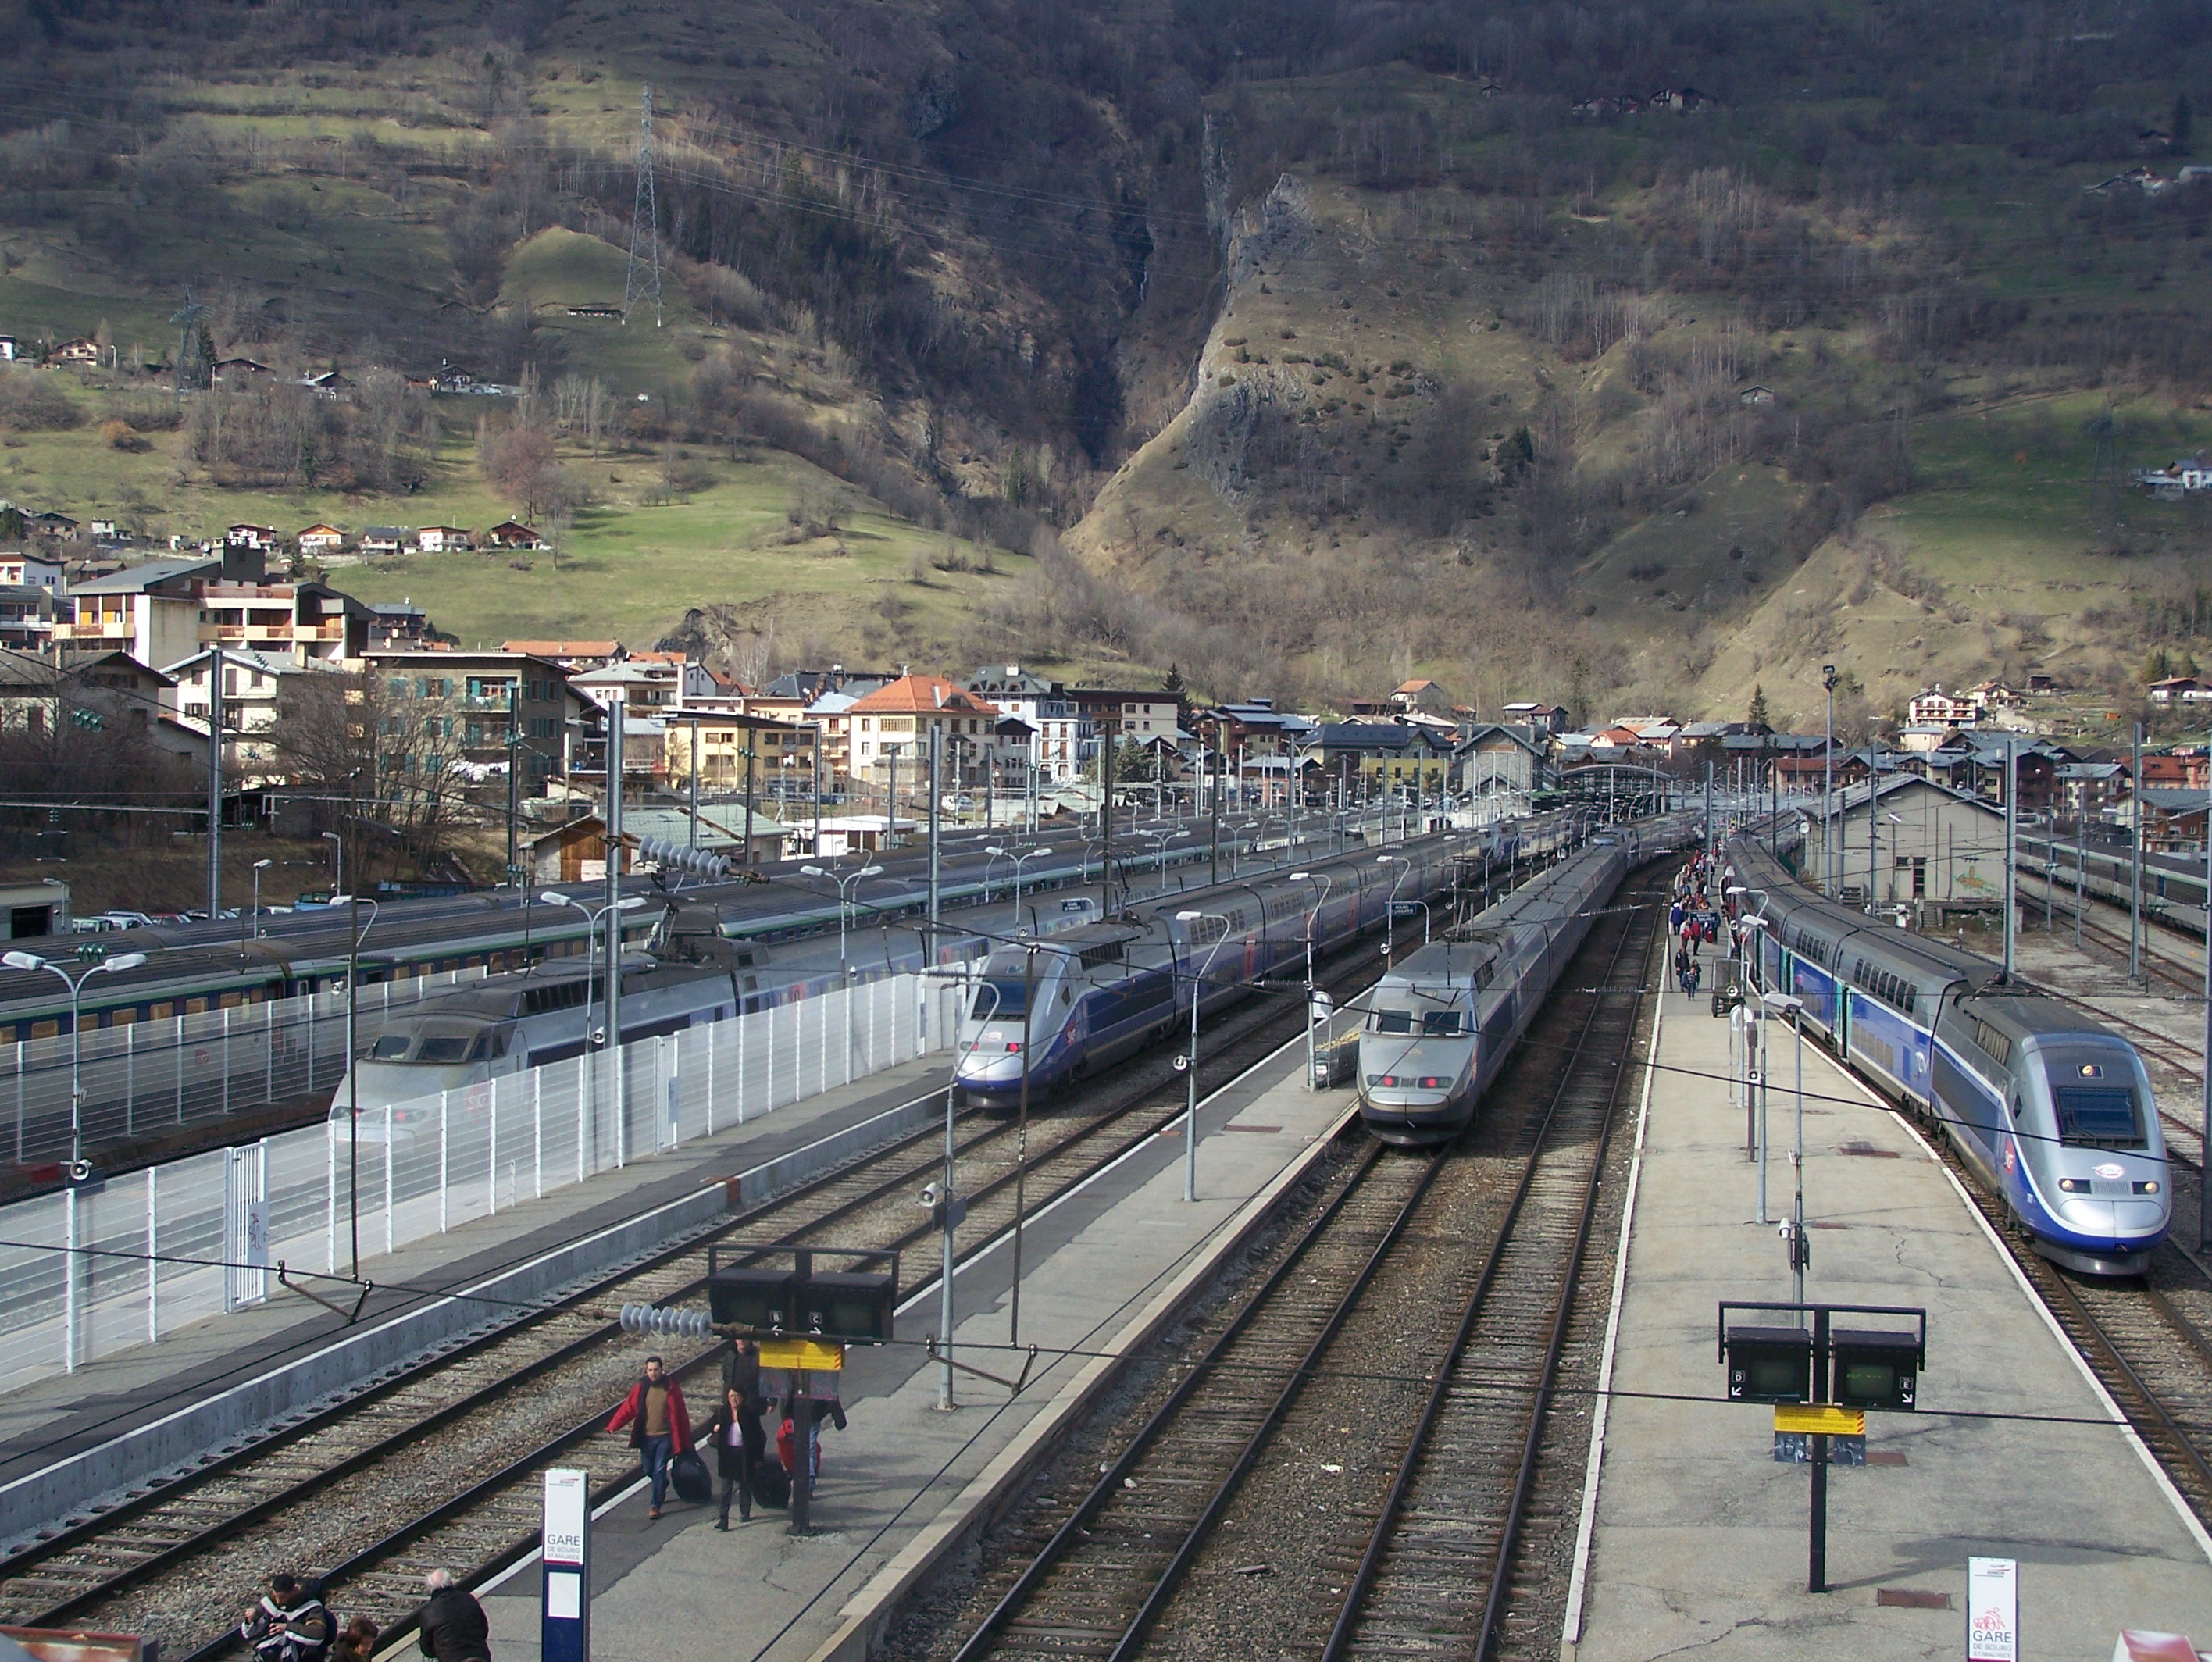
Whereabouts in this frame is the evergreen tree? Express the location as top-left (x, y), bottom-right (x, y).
top-left (1748, 685), bottom-right (1771, 729)
top-left (1161, 664), bottom-right (1186, 697)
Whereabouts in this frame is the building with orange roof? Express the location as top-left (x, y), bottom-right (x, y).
top-left (846, 673), bottom-right (1000, 791)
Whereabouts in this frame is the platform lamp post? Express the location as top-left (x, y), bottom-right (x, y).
top-left (1173, 911), bottom-right (1230, 1202)
top-left (1820, 665), bottom-right (1837, 897)
top-left (1137, 827), bottom-right (1190, 894)
top-left (1761, 989), bottom-right (1810, 1305)
top-left (985, 844), bottom-right (1050, 924)
top-left (5, 948), bottom-right (149, 1172)
top-left (1378, 854), bottom-right (1410, 965)
top-left (801, 863), bottom-right (884, 983)
top-left (936, 975), bottom-right (998, 1410)
top-left (248, 858), bottom-right (272, 943)
top-left (542, 891), bottom-right (645, 1168)
top-left (320, 829), bottom-right (343, 898)
top-left (1291, 871), bottom-right (1331, 1089)
top-left (2203, 761), bottom-right (2212, 1254)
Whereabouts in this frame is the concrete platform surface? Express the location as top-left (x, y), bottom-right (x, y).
top-left (469, 1039), bottom-right (1354, 1662)
top-left (1570, 988), bottom-right (2212, 1661)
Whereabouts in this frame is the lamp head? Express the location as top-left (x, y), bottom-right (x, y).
top-left (102, 952), bottom-right (148, 973)
top-left (1176, 910), bottom-right (1203, 922)
top-left (858, 865), bottom-right (884, 876)
top-left (1290, 870), bottom-right (1311, 880)
top-left (986, 846), bottom-right (1008, 857)
top-left (615, 896), bottom-right (647, 911)
top-left (537, 890), bottom-right (569, 906)
top-left (254, 858), bottom-right (273, 870)
top-left (2, 950), bottom-right (45, 972)
top-left (801, 865), bottom-right (826, 877)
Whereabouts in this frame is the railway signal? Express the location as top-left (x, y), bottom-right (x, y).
top-left (1719, 1301), bottom-right (1927, 1593)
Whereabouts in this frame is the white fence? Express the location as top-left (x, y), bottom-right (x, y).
top-left (0, 971), bottom-right (964, 1395)
top-left (3, 969), bottom-right (498, 1167)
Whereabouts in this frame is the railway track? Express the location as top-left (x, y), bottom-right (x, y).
top-left (940, 865), bottom-right (1662, 1662)
top-left (0, 889), bottom-right (1435, 1662)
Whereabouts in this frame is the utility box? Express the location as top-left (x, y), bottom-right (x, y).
top-left (1725, 1325), bottom-right (1814, 1403)
top-left (1829, 1329), bottom-right (1922, 1411)
top-left (707, 1265), bottom-right (797, 1333)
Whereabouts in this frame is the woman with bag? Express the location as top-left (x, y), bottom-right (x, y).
top-left (708, 1386), bottom-right (760, 1528)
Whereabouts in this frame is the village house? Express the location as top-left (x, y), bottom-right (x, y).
top-left (295, 523), bottom-right (347, 556)
top-left (486, 520), bottom-right (544, 550)
top-left (360, 526), bottom-right (408, 558)
top-left (1907, 684), bottom-right (1981, 727)
top-left (413, 526), bottom-right (474, 553)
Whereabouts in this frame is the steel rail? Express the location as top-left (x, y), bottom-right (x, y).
top-left (1321, 873), bottom-right (1654, 1660)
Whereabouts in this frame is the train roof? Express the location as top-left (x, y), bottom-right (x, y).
top-left (1952, 991), bottom-right (2122, 1043)
top-left (1375, 937), bottom-right (1500, 985)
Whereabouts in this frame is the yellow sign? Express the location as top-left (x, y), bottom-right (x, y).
top-left (1773, 1403), bottom-right (1867, 1436)
top-left (758, 1338), bottom-right (846, 1372)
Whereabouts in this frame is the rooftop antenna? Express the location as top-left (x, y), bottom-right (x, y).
top-left (624, 85), bottom-right (664, 328)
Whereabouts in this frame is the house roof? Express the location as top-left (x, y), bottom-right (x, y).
top-left (162, 645), bottom-right (309, 679)
top-left (1393, 678), bottom-right (1439, 695)
top-left (66, 558), bottom-right (220, 595)
top-left (2138, 787), bottom-right (2210, 812)
top-left (847, 674), bottom-right (997, 716)
top-left (297, 522), bottom-right (345, 537)
top-left (502, 640), bottom-right (618, 658)
top-left (1306, 722), bottom-right (1450, 751)
top-left (362, 526), bottom-right (408, 540)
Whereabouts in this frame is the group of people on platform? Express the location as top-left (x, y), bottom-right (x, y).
top-left (1671, 856), bottom-right (1723, 1000)
top-left (238, 1338), bottom-right (848, 1662)
top-left (607, 1338), bottom-right (847, 1528)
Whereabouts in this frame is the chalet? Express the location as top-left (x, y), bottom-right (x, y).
top-left (295, 523), bottom-right (347, 555)
top-left (212, 358), bottom-right (273, 381)
top-left (413, 526), bottom-right (473, 553)
top-left (29, 512), bottom-right (78, 542)
top-left (361, 526), bottom-right (408, 557)
top-left (502, 640), bottom-right (623, 670)
top-left (366, 600), bottom-right (433, 648)
top-left (298, 369), bottom-right (348, 394)
top-left (50, 338), bottom-right (98, 366)
top-left (1737, 384), bottom-right (1777, 406)
top-left (225, 523), bottom-right (279, 555)
top-left (2149, 676), bottom-right (2212, 704)
top-left (486, 520), bottom-right (544, 550)
top-left (1500, 700), bottom-right (1571, 736)
top-left (1907, 683), bottom-right (1979, 726)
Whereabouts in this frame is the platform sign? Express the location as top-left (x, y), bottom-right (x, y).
top-left (543, 1468), bottom-right (590, 1662)
top-left (1967, 1557), bottom-right (2018, 1662)
top-left (758, 1337), bottom-right (845, 1371)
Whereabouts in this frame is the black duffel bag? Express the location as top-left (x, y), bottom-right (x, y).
top-left (669, 1449), bottom-right (712, 1505)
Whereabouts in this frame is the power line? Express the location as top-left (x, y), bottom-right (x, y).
top-left (625, 85), bottom-right (663, 330)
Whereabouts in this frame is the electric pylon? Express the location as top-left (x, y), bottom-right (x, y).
top-left (624, 84), bottom-right (663, 327)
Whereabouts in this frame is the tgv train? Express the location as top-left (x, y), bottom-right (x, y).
top-left (1358, 815), bottom-right (1698, 1146)
top-left (2014, 826), bottom-right (2209, 939)
top-left (1728, 833), bottom-right (2167, 1275)
top-left (328, 894), bottom-right (1109, 1116)
top-left (951, 837), bottom-right (1468, 1107)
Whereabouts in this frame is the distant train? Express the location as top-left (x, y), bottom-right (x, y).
top-left (1726, 833), bottom-right (2167, 1276)
top-left (951, 837), bottom-right (1468, 1107)
top-left (1358, 815), bottom-right (1699, 1146)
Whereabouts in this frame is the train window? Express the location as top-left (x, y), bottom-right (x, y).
top-left (219, 992), bottom-right (244, 1010)
top-left (2053, 1086), bottom-right (2144, 1147)
top-left (185, 998), bottom-right (206, 1015)
top-left (1371, 1009), bottom-right (1415, 1033)
top-left (1422, 1011), bottom-right (1465, 1036)
top-left (1971, 1021), bottom-right (2013, 1068)
top-left (151, 1002), bottom-right (172, 1020)
top-left (972, 979), bottom-right (1028, 1018)
top-left (417, 1037), bottom-right (473, 1063)
top-left (370, 1036), bottom-right (411, 1059)
top-left (30, 1020), bottom-right (57, 1039)
top-left (0, 1025), bottom-right (14, 1044)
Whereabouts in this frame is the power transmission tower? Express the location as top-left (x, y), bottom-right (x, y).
top-left (2086, 401), bottom-right (2124, 532)
top-left (172, 287), bottom-right (212, 392)
top-left (625, 85), bottom-right (663, 327)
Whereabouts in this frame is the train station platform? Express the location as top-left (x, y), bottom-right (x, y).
top-left (470, 1039), bottom-right (1355, 1662)
top-left (1567, 986), bottom-right (2212, 1660)
top-left (0, 1050), bottom-right (962, 1543)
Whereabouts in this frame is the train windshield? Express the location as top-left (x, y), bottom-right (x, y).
top-left (2053, 1086), bottom-right (2145, 1147)
top-left (1369, 1008), bottom-right (1415, 1034)
top-left (1422, 1010), bottom-right (1465, 1036)
top-left (369, 1036), bottom-right (411, 1060)
top-left (971, 978), bottom-right (1029, 1019)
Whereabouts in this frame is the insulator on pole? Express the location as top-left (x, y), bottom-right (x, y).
top-left (619, 1303), bottom-right (714, 1339)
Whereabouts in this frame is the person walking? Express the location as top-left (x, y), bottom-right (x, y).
top-left (416, 1571), bottom-right (490, 1662)
top-left (776, 1386), bottom-right (848, 1496)
top-left (608, 1355), bottom-right (693, 1521)
top-left (332, 1618), bottom-right (379, 1662)
top-left (708, 1386), bottom-right (758, 1527)
top-left (241, 1573), bottom-right (333, 1662)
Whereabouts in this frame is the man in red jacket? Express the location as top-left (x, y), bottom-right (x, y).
top-left (608, 1356), bottom-right (692, 1521)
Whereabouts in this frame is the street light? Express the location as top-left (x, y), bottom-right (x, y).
top-left (801, 864), bottom-right (886, 980)
top-left (1134, 827), bottom-right (1189, 894)
top-left (4, 949), bottom-right (149, 1169)
top-left (985, 844), bottom-right (1051, 922)
top-left (320, 829), bottom-right (342, 897)
top-left (1174, 910), bottom-right (1231, 1203)
top-left (1761, 989), bottom-right (1809, 1306)
top-left (1377, 854), bottom-right (1410, 964)
top-left (249, 858), bottom-right (272, 943)
top-left (1821, 664), bottom-right (1837, 897)
top-left (541, 889), bottom-right (646, 1047)
top-left (1290, 871), bottom-right (1332, 1089)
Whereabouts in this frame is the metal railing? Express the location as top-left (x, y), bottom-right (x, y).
top-left (0, 968), bottom-right (965, 1392)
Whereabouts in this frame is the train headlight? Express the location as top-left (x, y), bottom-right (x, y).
top-left (2135, 1181), bottom-right (2160, 1194)
top-left (2058, 1177), bottom-right (2088, 1193)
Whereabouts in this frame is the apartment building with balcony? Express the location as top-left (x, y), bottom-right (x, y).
top-left (362, 649), bottom-right (587, 786)
top-left (58, 550), bottom-right (370, 668)
top-left (163, 646), bottom-right (316, 788)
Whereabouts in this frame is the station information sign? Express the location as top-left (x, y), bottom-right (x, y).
top-left (1966, 1557), bottom-right (2018, 1662)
